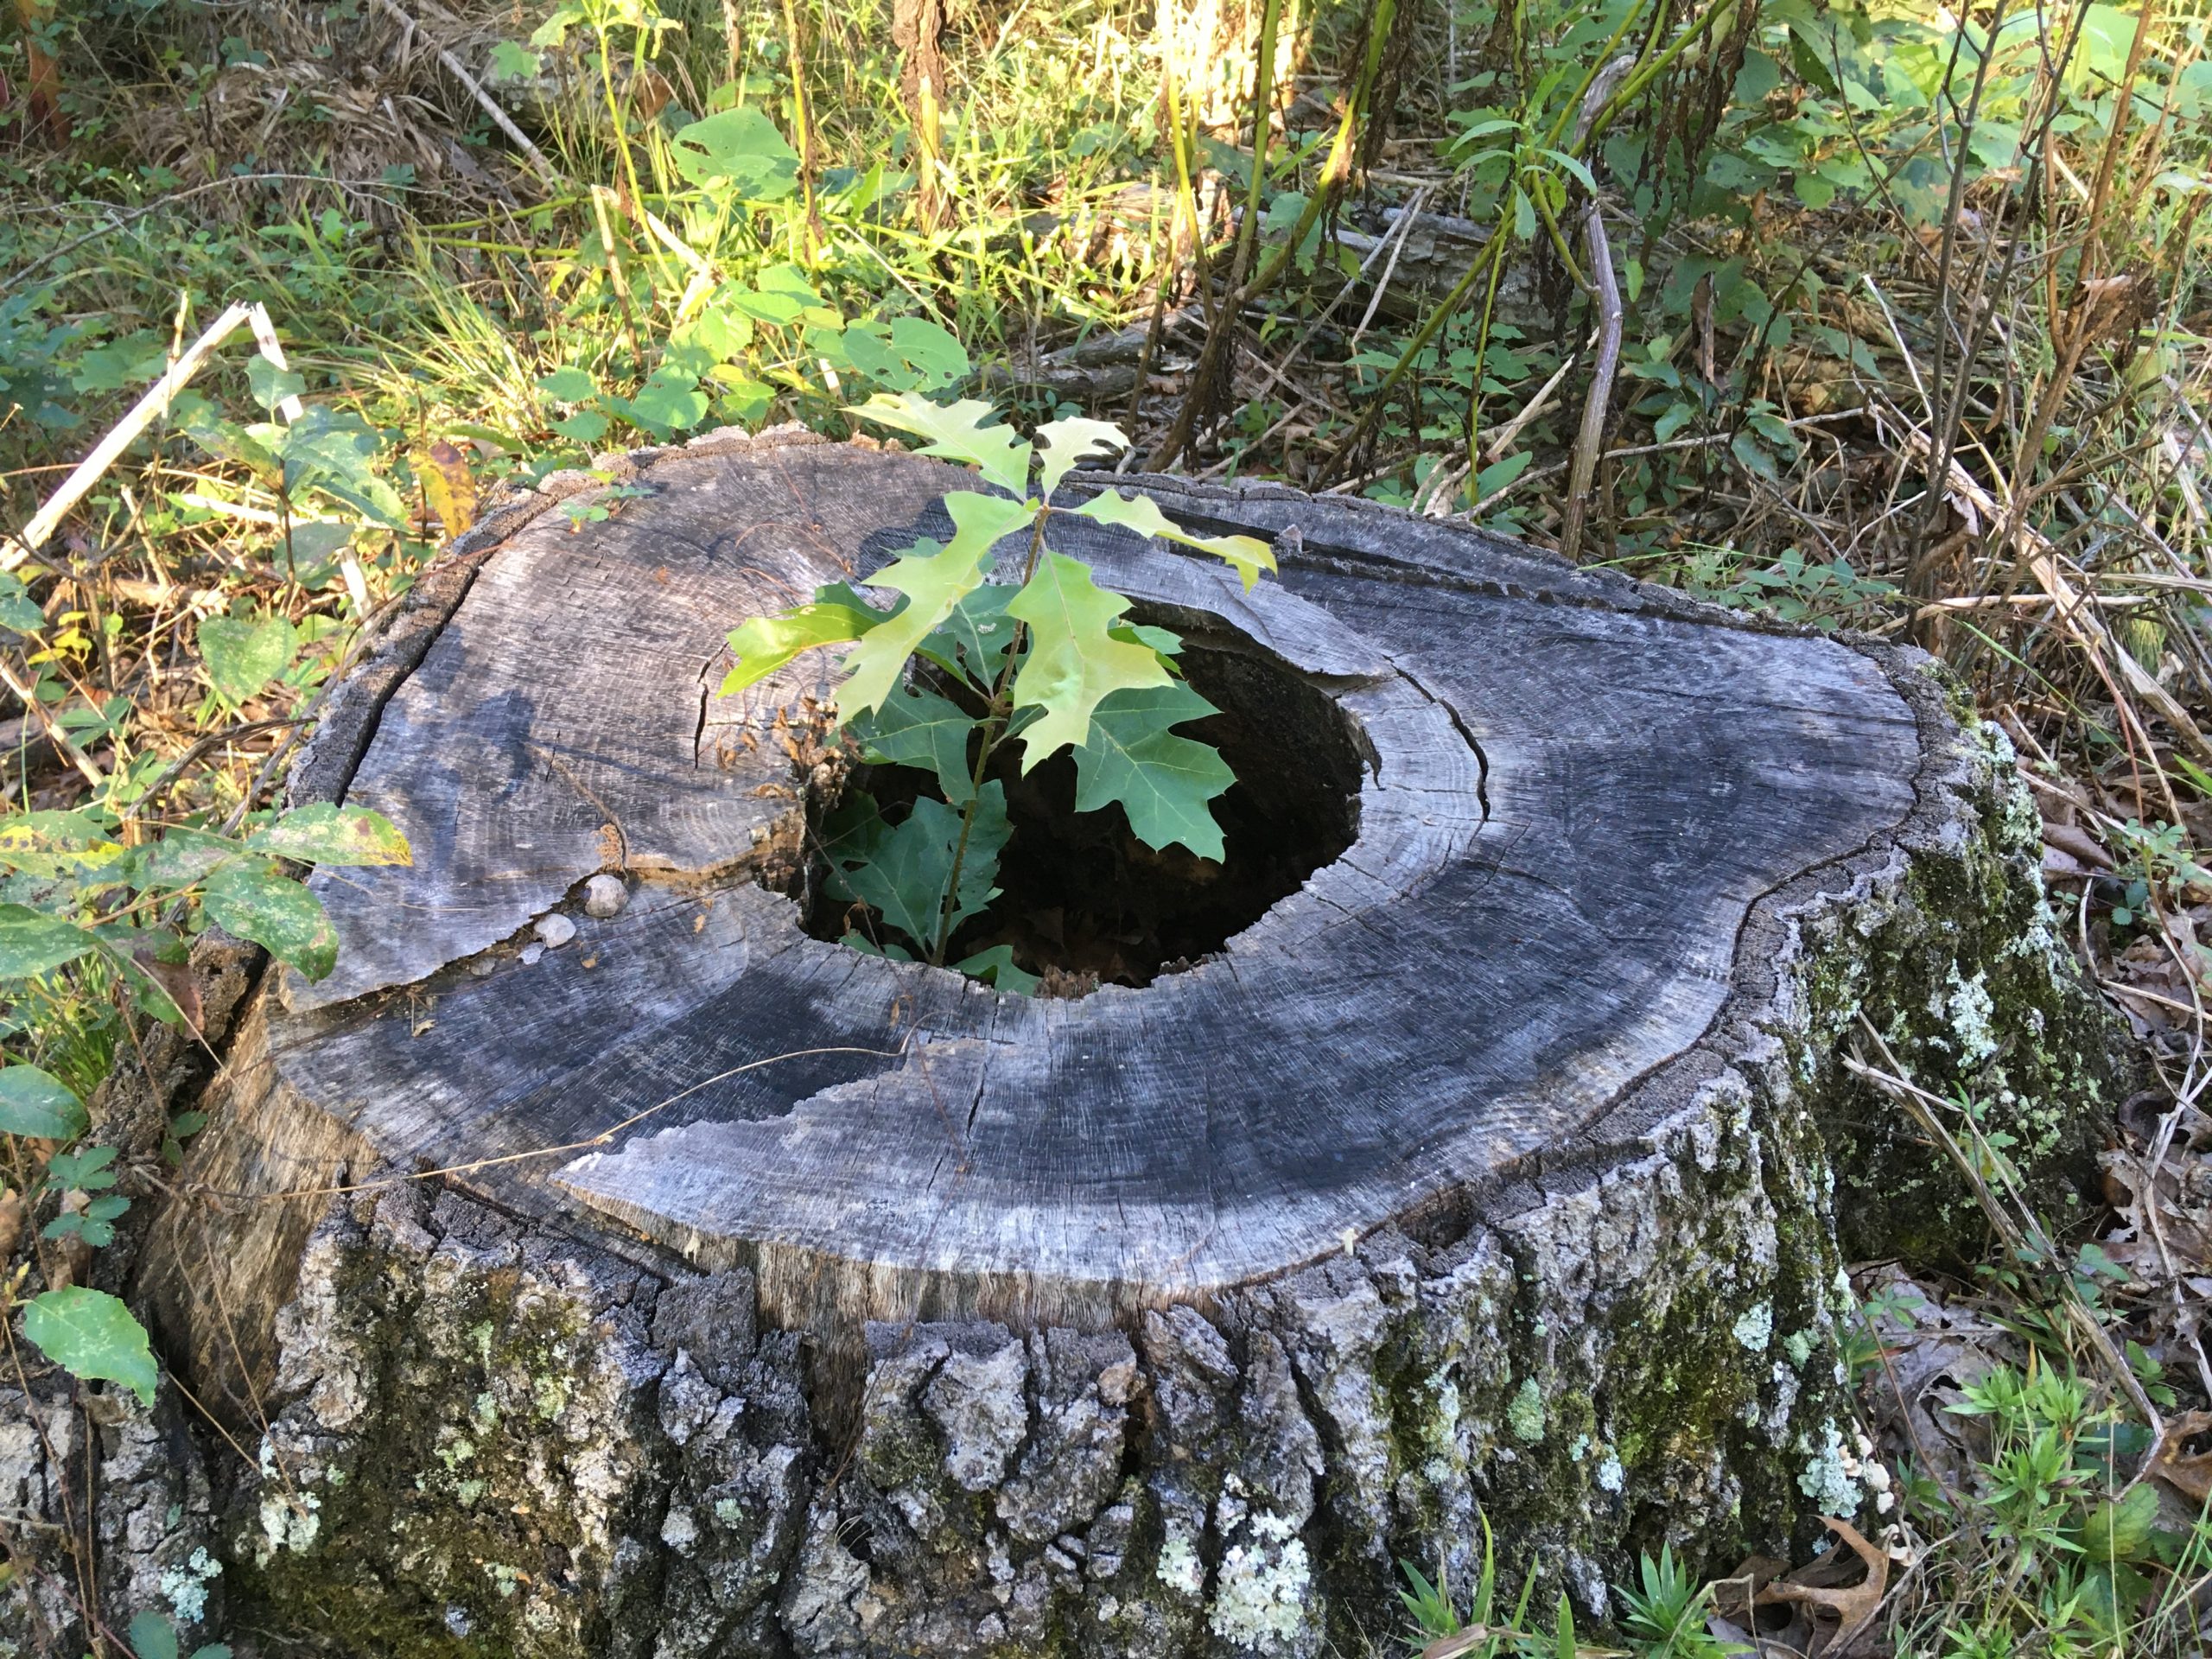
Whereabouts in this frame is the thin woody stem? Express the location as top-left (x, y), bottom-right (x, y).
top-left (928, 503), bottom-right (1055, 964)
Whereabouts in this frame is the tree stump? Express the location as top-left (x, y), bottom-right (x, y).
top-left (121, 425), bottom-right (2120, 1658)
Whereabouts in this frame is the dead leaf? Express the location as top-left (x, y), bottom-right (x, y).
top-left (2042, 821), bottom-right (2111, 870)
top-left (418, 440), bottom-right (478, 537)
top-left (2151, 1410), bottom-right (2212, 1504)
top-left (1755, 1516), bottom-right (1889, 1654)
top-left (131, 941), bottom-right (203, 1034)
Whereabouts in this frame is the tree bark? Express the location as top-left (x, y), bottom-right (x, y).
top-left (3, 424), bottom-right (2125, 1656)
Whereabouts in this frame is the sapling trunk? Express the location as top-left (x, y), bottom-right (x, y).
top-left (927, 502), bottom-right (1054, 963)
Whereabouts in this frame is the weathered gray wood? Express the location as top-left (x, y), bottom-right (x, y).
top-left (109, 424), bottom-right (2125, 1659)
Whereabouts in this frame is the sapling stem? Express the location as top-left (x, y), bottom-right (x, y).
top-left (928, 501), bottom-right (1057, 964)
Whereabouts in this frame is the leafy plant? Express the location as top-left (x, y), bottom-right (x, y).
top-left (0, 801), bottom-right (410, 1002)
top-left (21, 1284), bottom-right (157, 1405)
top-left (1618, 1546), bottom-right (1734, 1659)
top-left (721, 392), bottom-right (1273, 980)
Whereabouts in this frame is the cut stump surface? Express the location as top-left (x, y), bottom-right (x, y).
top-left (125, 426), bottom-right (2122, 1659)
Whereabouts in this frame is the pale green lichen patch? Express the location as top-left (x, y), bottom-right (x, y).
top-left (1208, 1513), bottom-right (1309, 1650)
top-left (1507, 1378), bottom-right (1546, 1443)
top-left (1732, 1303), bottom-right (1774, 1352)
top-left (1156, 1527), bottom-right (1205, 1597)
top-left (160, 1548), bottom-right (222, 1624)
top-left (1798, 1421), bottom-right (1860, 1516)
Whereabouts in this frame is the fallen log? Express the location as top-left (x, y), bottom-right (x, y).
top-left (29, 423), bottom-right (2121, 1656)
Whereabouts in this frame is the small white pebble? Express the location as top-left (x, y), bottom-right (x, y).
top-left (583, 874), bottom-right (629, 918)
top-left (536, 913), bottom-right (577, 949)
top-left (469, 957), bottom-right (496, 978)
top-left (519, 943), bottom-right (545, 966)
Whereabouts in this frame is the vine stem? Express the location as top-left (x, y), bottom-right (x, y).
top-left (927, 502), bottom-right (1056, 964)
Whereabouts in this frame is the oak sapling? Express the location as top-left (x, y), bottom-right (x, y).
top-left (721, 394), bottom-right (1275, 988)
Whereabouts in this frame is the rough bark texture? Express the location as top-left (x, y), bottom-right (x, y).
top-left (1, 425), bottom-right (2125, 1657)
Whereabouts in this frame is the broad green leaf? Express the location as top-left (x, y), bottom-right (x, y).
top-left (198, 615), bottom-right (297, 708)
top-left (2082, 1483), bottom-right (2160, 1562)
top-left (624, 371), bottom-right (708, 433)
top-left (529, 1), bottom-right (584, 46)
top-left (0, 904), bottom-right (96, 979)
top-left (0, 570), bottom-right (44, 634)
top-left (537, 365), bottom-right (597, 402)
top-left (247, 357), bottom-right (304, 415)
top-left (22, 1287), bottom-right (157, 1406)
top-left (826, 784), bottom-right (1011, 953)
top-left (953, 944), bottom-right (1039, 995)
top-left (849, 393), bottom-right (1032, 497)
top-left (202, 861), bottom-right (339, 981)
top-left (0, 810), bottom-right (121, 879)
top-left (552, 410), bottom-right (612, 444)
top-left (1034, 416), bottom-right (1127, 499)
top-left (916, 583), bottom-right (1017, 690)
top-left (279, 407), bottom-right (408, 531)
top-left (1006, 552), bottom-right (1172, 767)
top-left (1067, 489), bottom-right (1276, 590)
top-left (249, 804), bottom-right (412, 868)
top-left (845, 686), bottom-right (979, 804)
top-left (839, 492), bottom-right (1031, 718)
top-left (1073, 683), bottom-right (1233, 859)
top-left (128, 1611), bottom-right (179, 1659)
top-left (0, 1065), bottom-right (87, 1139)
top-left (721, 593), bottom-right (884, 696)
top-left (1473, 449), bottom-right (1533, 503)
top-left (669, 108), bottom-right (801, 200)
top-left (1112, 621), bottom-right (1184, 658)
top-left (122, 827), bottom-right (238, 889)
top-left (486, 39), bottom-right (538, 80)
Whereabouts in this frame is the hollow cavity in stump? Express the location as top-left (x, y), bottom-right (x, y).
top-left (801, 620), bottom-right (1366, 987)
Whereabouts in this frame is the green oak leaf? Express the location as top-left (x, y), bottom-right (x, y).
top-left (248, 804), bottom-right (411, 868)
top-left (1005, 551), bottom-right (1172, 768)
top-left (916, 583), bottom-right (1017, 691)
top-left (838, 492), bottom-right (1031, 718)
top-left (849, 392), bottom-right (1032, 497)
top-left (1074, 683), bottom-right (1234, 860)
top-left (201, 861), bottom-right (339, 981)
top-left (0, 904), bottom-right (97, 979)
top-left (0, 1064), bottom-right (87, 1139)
top-left (22, 1287), bottom-right (157, 1406)
top-left (1070, 488), bottom-right (1277, 590)
top-left (825, 784), bottom-right (1011, 954)
top-left (1033, 415), bottom-right (1127, 499)
top-left (952, 944), bottom-right (1039, 995)
top-left (721, 583), bottom-right (889, 697)
top-left (845, 686), bottom-right (978, 804)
